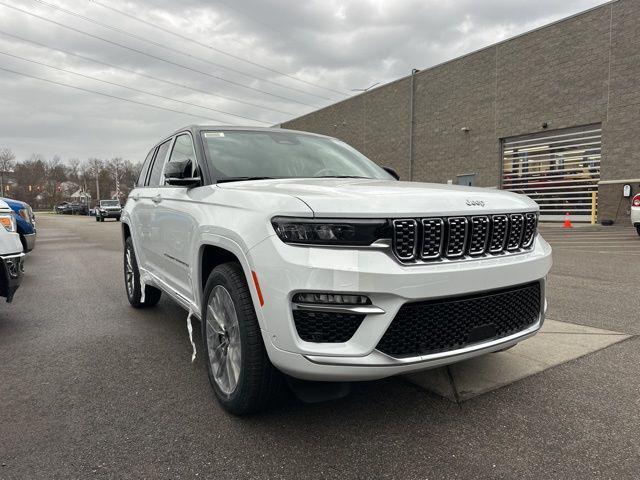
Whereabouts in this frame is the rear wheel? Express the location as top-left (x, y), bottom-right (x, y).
top-left (202, 262), bottom-right (283, 415)
top-left (636, 225), bottom-right (640, 237)
top-left (124, 236), bottom-right (161, 308)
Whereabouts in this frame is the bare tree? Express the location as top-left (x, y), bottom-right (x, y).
top-left (77, 159), bottom-right (89, 193)
top-left (67, 158), bottom-right (81, 184)
top-left (0, 148), bottom-right (16, 195)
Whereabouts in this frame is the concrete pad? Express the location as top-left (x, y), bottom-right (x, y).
top-left (404, 319), bottom-right (630, 402)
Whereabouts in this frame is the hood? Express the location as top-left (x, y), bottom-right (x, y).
top-left (2, 198), bottom-right (27, 212)
top-left (0, 199), bottom-right (11, 213)
top-left (218, 178), bottom-right (537, 217)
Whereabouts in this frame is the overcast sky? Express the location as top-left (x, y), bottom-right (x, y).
top-left (0, 0), bottom-right (607, 164)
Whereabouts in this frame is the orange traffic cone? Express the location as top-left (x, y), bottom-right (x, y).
top-left (563, 212), bottom-right (573, 228)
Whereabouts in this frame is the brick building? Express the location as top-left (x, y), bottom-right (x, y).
top-left (282, 0), bottom-right (639, 223)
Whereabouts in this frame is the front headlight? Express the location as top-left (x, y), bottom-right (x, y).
top-left (271, 216), bottom-right (391, 246)
top-left (0, 213), bottom-right (17, 233)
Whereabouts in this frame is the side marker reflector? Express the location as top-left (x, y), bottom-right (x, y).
top-left (251, 271), bottom-right (264, 307)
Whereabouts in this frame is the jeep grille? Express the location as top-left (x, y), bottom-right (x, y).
top-left (391, 212), bottom-right (538, 263)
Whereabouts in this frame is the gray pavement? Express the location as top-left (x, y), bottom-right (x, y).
top-left (0, 215), bottom-right (639, 479)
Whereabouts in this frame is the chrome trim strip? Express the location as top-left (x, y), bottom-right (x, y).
top-left (281, 238), bottom-right (391, 249)
top-left (0, 252), bottom-right (26, 260)
top-left (292, 303), bottom-right (385, 315)
top-left (306, 317), bottom-right (542, 367)
top-left (141, 269), bottom-right (201, 319)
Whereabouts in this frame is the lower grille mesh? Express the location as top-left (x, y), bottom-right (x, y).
top-left (293, 310), bottom-right (364, 343)
top-left (376, 282), bottom-right (541, 358)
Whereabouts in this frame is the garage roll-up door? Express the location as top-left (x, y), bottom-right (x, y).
top-left (501, 125), bottom-right (601, 222)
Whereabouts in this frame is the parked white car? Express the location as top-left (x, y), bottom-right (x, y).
top-left (0, 200), bottom-right (24, 302)
top-left (122, 126), bottom-right (552, 414)
top-left (632, 193), bottom-right (640, 236)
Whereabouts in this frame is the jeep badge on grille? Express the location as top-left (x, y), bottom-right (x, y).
top-left (466, 199), bottom-right (485, 207)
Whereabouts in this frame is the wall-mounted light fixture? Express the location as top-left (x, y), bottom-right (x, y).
top-left (461, 127), bottom-right (470, 132)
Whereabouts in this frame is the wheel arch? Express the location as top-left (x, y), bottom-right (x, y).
top-left (196, 239), bottom-right (262, 323)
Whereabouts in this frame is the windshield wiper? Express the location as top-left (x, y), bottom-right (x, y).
top-left (217, 176), bottom-right (276, 183)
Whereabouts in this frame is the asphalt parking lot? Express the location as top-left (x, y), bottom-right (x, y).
top-left (1, 215), bottom-right (639, 479)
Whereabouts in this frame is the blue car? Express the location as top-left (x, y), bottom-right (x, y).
top-left (2, 198), bottom-right (36, 252)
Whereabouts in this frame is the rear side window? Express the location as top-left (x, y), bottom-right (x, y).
top-left (147, 139), bottom-right (172, 186)
top-left (136, 148), bottom-right (156, 187)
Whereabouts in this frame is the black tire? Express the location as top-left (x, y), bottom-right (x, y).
top-left (636, 226), bottom-right (640, 237)
top-left (124, 236), bottom-right (161, 308)
top-left (116, 217), bottom-right (121, 222)
top-left (202, 262), bottom-right (283, 415)
top-left (95, 216), bottom-right (99, 222)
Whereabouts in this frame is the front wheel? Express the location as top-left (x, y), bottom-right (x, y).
top-left (636, 225), bottom-right (640, 237)
top-left (202, 262), bottom-right (283, 415)
top-left (124, 236), bottom-right (161, 308)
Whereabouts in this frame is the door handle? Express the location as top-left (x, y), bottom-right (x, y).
top-left (152, 194), bottom-right (162, 204)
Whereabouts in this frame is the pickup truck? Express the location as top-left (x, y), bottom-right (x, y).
top-left (0, 199), bottom-right (24, 302)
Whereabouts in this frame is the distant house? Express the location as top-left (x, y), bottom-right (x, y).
top-left (70, 189), bottom-right (91, 206)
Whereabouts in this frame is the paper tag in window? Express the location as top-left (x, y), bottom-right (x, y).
top-left (204, 132), bottom-right (225, 138)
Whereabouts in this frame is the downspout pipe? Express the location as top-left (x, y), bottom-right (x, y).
top-left (409, 68), bottom-right (419, 181)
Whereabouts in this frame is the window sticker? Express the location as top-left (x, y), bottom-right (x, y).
top-left (204, 132), bottom-right (225, 138)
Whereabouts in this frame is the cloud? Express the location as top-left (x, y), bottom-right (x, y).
top-left (0, 0), bottom-right (607, 163)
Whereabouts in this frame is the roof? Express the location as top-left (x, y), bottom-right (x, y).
top-left (149, 125), bottom-right (335, 149)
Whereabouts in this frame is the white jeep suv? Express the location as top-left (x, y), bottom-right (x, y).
top-left (122, 126), bottom-right (552, 414)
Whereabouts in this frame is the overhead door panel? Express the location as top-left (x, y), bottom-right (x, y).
top-left (501, 125), bottom-right (601, 222)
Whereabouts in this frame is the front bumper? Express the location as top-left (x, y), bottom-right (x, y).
top-left (0, 252), bottom-right (24, 302)
top-left (22, 232), bottom-right (36, 252)
top-left (99, 210), bottom-right (121, 218)
top-left (631, 207), bottom-right (640, 227)
top-left (249, 234), bottom-right (553, 381)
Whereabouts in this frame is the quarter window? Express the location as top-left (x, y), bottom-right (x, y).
top-left (136, 148), bottom-right (156, 187)
top-left (147, 140), bottom-right (172, 186)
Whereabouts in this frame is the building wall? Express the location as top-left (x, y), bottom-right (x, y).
top-left (282, 0), bottom-right (639, 223)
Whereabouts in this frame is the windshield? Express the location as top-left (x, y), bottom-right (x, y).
top-left (201, 130), bottom-right (394, 181)
top-left (101, 200), bottom-right (119, 207)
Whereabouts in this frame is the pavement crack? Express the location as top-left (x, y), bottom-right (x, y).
top-left (445, 365), bottom-right (462, 407)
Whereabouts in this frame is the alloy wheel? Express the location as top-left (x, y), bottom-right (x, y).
top-left (206, 285), bottom-right (242, 395)
top-left (125, 247), bottom-right (134, 297)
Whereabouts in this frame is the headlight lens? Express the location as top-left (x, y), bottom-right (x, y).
top-left (271, 217), bottom-right (390, 246)
top-left (0, 213), bottom-right (16, 232)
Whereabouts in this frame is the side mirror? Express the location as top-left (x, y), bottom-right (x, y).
top-left (164, 159), bottom-right (201, 187)
top-left (383, 166), bottom-right (400, 180)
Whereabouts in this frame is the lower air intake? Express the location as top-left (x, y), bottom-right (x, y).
top-left (293, 310), bottom-right (364, 343)
top-left (376, 282), bottom-right (541, 358)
